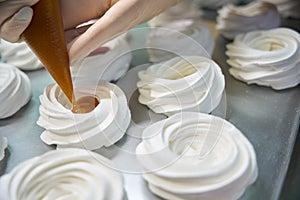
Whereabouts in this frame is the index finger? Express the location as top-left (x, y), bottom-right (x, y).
top-left (68, 0), bottom-right (180, 62)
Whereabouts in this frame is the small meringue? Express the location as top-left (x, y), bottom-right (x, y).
top-left (226, 28), bottom-right (300, 90)
top-left (0, 63), bottom-right (31, 119)
top-left (0, 39), bottom-right (43, 71)
top-left (137, 56), bottom-right (225, 116)
top-left (37, 81), bottom-right (131, 150)
top-left (216, 2), bottom-right (280, 39)
top-left (0, 148), bottom-right (124, 200)
top-left (261, 0), bottom-right (300, 19)
top-left (136, 112), bottom-right (258, 200)
top-left (71, 36), bottom-right (132, 85)
top-left (148, 0), bottom-right (202, 27)
top-left (147, 20), bottom-right (214, 63)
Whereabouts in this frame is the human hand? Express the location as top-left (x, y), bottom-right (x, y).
top-left (62, 0), bottom-right (181, 62)
top-left (0, 0), bottom-right (180, 62)
top-left (0, 0), bottom-right (39, 42)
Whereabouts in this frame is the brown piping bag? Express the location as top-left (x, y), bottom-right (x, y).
top-left (22, 0), bottom-right (74, 103)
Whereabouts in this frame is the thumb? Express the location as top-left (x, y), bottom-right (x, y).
top-left (0, 7), bottom-right (33, 42)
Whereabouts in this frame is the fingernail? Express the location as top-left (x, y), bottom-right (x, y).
top-left (88, 47), bottom-right (110, 56)
top-left (15, 7), bottom-right (33, 21)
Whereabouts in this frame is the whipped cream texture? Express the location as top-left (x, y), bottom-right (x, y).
top-left (0, 136), bottom-right (7, 162)
top-left (71, 36), bottom-right (132, 85)
top-left (0, 63), bottom-right (31, 119)
top-left (226, 28), bottom-right (300, 90)
top-left (147, 20), bottom-right (214, 63)
top-left (0, 39), bottom-right (43, 70)
top-left (37, 81), bottom-right (131, 150)
top-left (137, 56), bottom-right (225, 116)
top-left (136, 112), bottom-right (258, 200)
top-left (0, 148), bottom-right (124, 200)
top-left (216, 2), bottom-right (280, 39)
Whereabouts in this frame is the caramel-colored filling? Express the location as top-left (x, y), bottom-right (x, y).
top-left (72, 96), bottom-right (100, 114)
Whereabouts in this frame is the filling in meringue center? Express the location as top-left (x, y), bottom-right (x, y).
top-left (72, 96), bottom-right (100, 114)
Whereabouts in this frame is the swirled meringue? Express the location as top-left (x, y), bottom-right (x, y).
top-left (195, 0), bottom-right (239, 9)
top-left (148, 0), bottom-right (202, 27)
top-left (0, 39), bottom-right (43, 71)
top-left (0, 136), bottom-right (7, 162)
top-left (0, 148), bottom-right (124, 200)
top-left (137, 56), bottom-right (225, 116)
top-left (261, 0), bottom-right (300, 19)
top-left (216, 2), bottom-right (280, 39)
top-left (136, 112), bottom-right (258, 200)
top-left (147, 20), bottom-right (214, 63)
top-left (71, 36), bottom-right (132, 85)
top-left (226, 28), bottom-right (300, 90)
top-left (0, 63), bottom-right (31, 119)
top-left (37, 81), bottom-right (131, 150)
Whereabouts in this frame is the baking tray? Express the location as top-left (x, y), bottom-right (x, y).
top-left (0, 24), bottom-right (299, 200)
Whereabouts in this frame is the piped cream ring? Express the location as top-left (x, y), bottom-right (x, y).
top-left (37, 81), bottom-right (131, 150)
top-left (216, 2), bottom-right (280, 39)
top-left (137, 56), bottom-right (225, 116)
top-left (136, 112), bottom-right (258, 200)
top-left (0, 40), bottom-right (43, 70)
top-left (0, 63), bottom-right (31, 119)
top-left (226, 28), bottom-right (300, 90)
top-left (0, 149), bottom-right (124, 200)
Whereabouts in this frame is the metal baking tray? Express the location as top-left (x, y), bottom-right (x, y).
top-left (0, 24), bottom-right (299, 200)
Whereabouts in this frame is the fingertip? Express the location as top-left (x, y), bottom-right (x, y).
top-left (0, 7), bottom-right (33, 42)
top-left (15, 7), bottom-right (33, 22)
top-left (88, 47), bottom-right (110, 56)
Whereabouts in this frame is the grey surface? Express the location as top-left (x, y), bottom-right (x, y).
top-left (280, 128), bottom-right (300, 200)
top-left (0, 25), bottom-right (299, 200)
top-left (0, 69), bottom-right (54, 171)
top-left (213, 35), bottom-right (300, 200)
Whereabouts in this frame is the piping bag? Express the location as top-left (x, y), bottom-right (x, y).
top-left (22, 0), bottom-right (76, 107)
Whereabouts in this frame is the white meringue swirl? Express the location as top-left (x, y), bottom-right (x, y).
top-left (216, 2), bottom-right (280, 39)
top-left (0, 136), bottom-right (7, 162)
top-left (71, 36), bottom-right (132, 85)
top-left (137, 56), bottom-right (225, 116)
top-left (37, 81), bottom-right (131, 150)
top-left (0, 40), bottom-right (43, 71)
top-left (261, 0), bottom-right (300, 19)
top-left (0, 148), bottom-right (124, 200)
top-left (136, 112), bottom-right (258, 200)
top-left (147, 20), bottom-right (214, 63)
top-left (226, 28), bottom-right (300, 90)
top-left (0, 63), bottom-right (31, 119)
top-left (148, 0), bottom-right (202, 27)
